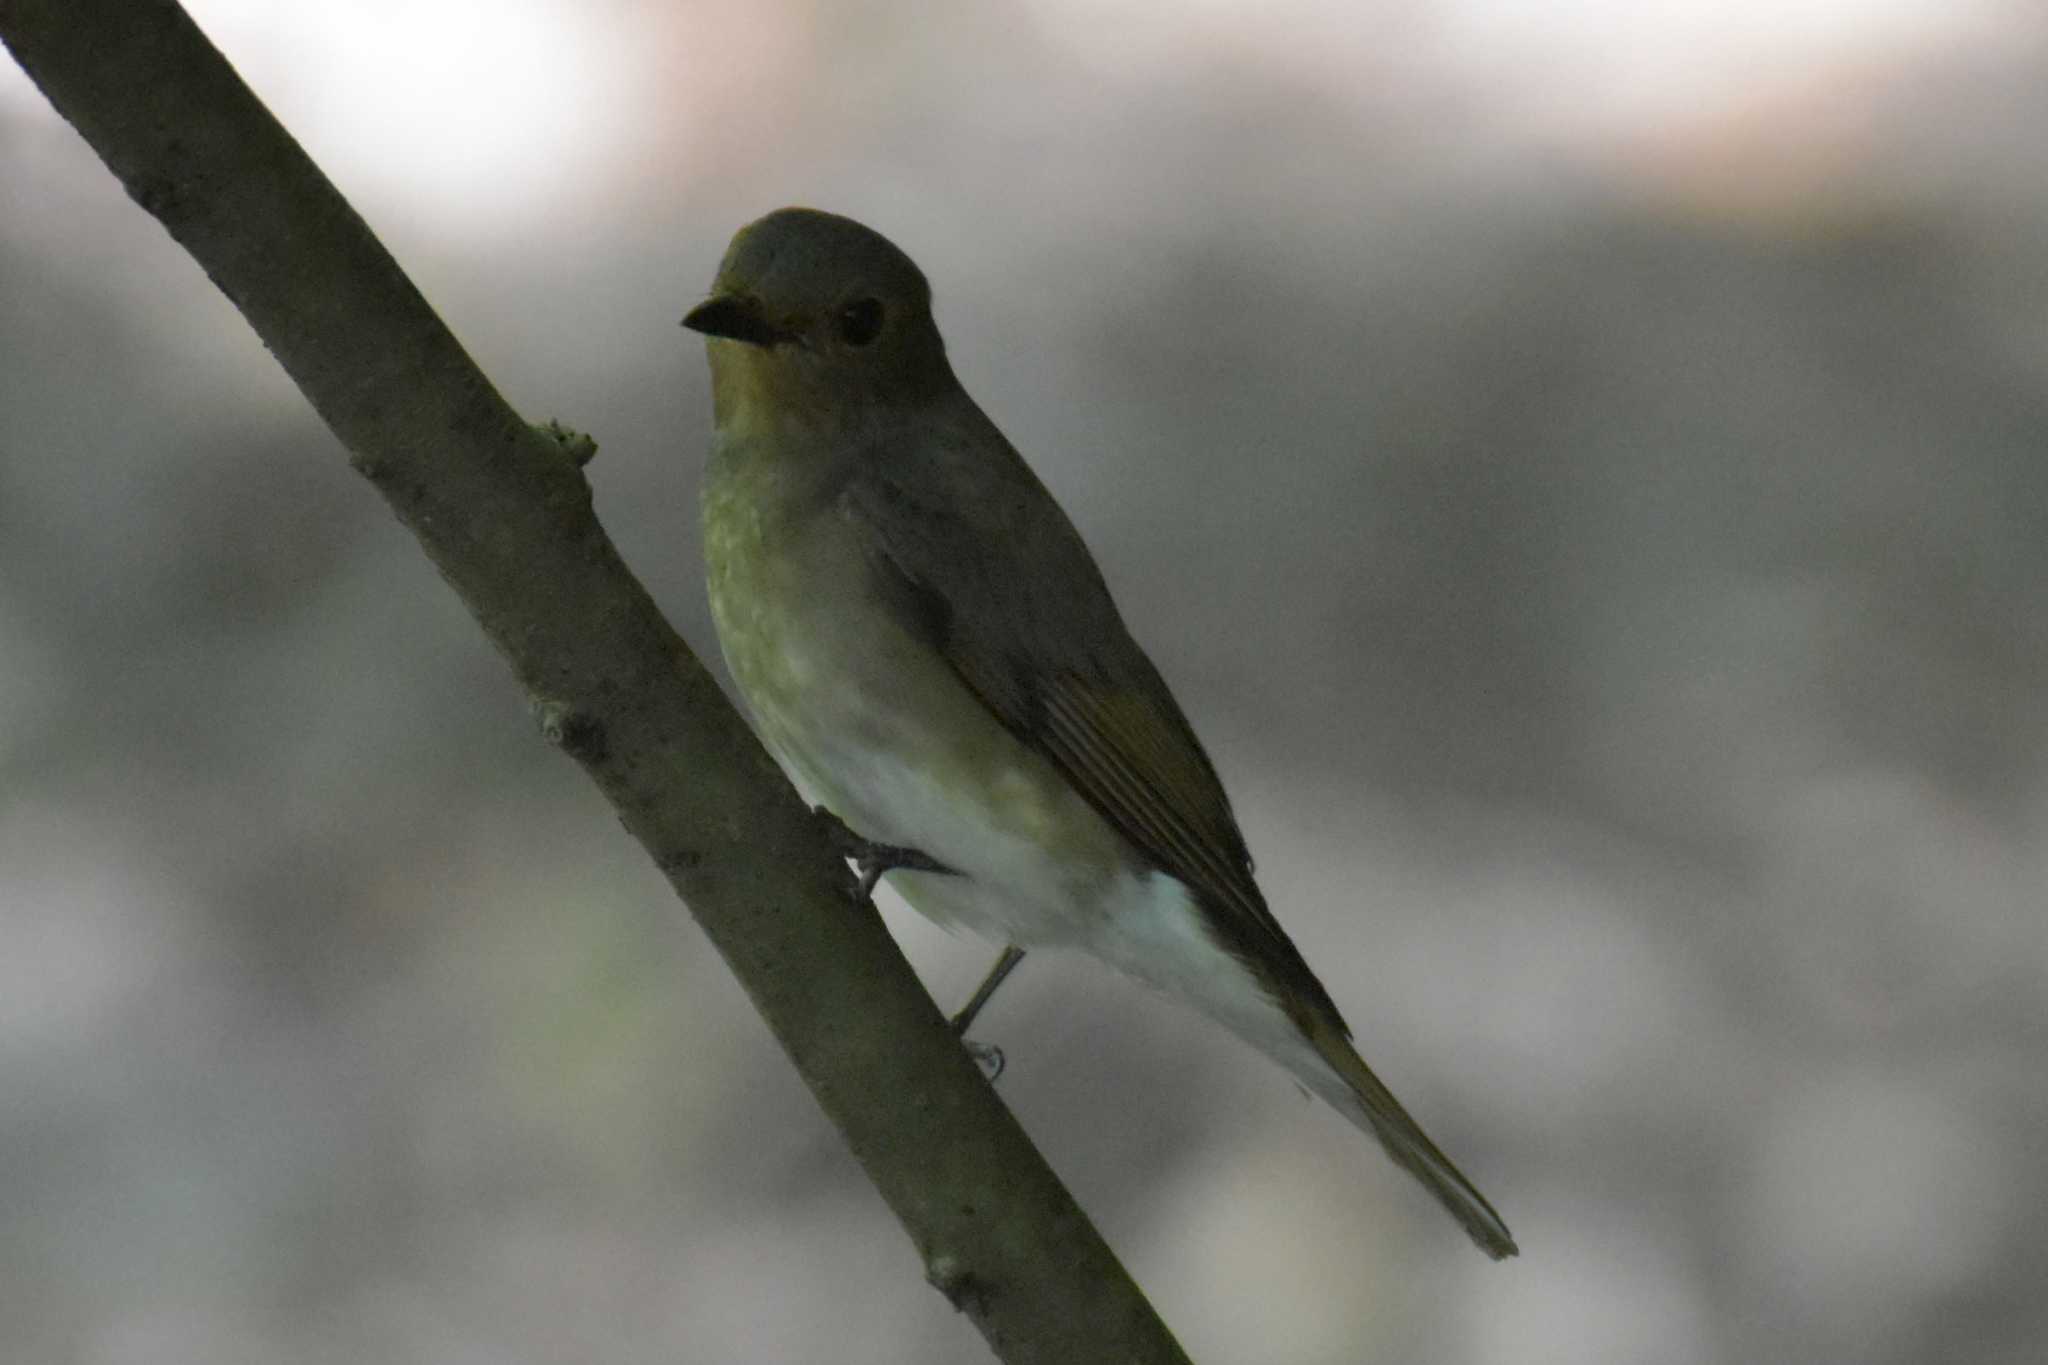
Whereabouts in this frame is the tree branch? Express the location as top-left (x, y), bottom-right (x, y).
top-left (0, 3), bottom-right (1190, 1361)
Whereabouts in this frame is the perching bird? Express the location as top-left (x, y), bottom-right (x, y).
top-left (684, 207), bottom-right (1516, 1259)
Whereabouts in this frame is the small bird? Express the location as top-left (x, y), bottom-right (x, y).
top-left (684, 207), bottom-right (1516, 1259)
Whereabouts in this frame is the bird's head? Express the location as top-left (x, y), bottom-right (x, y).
top-left (684, 207), bottom-right (955, 428)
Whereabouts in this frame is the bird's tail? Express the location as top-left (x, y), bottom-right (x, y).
top-left (1081, 876), bottom-right (1516, 1257)
top-left (1295, 1020), bottom-right (1519, 1260)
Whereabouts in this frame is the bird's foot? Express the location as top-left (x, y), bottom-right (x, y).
top-left (811, 806), bottom-right (956, 902)
top-left (948, 945), bottom-right (1025, 1083)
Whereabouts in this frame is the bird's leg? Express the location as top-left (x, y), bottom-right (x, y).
top-left (951, 945), bottom-right (1026, 1080)
top-left (951, 945), bottom-right (1026, 1036)
top-left (811, 807), bottom-right (1016, 1079)
top-left (856, 845), bottom-right (953, 900)
top-left (812, 806), bottom-right (956, 901)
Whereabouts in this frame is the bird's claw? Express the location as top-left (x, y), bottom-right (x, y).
top-left (813, 805), bottom-right (955, 903)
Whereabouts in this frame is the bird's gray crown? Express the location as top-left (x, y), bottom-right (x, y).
top-left (714, 207), bottom-right (932, 321)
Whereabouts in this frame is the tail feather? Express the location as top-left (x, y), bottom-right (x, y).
top-left (1079, 873), bottom-right (1516, 1257)
top-left (1301, 1024), bottom-right (1519, 1260)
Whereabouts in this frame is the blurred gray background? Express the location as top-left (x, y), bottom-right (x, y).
top-left (4, 3), bottom-right (2045, 1362)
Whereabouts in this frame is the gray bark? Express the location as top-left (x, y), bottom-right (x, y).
top-left (0, 3), bottom-right (1192, 1361)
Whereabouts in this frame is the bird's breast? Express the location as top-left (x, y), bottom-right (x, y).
top-left (701, 442), bottom-right (1132, 942)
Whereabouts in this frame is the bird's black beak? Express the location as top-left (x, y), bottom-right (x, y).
top-left (682, 293), bottom-right (793, 348)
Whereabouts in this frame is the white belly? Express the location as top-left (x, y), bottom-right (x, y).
top-left (765, 727), bottom-right (1123, 947)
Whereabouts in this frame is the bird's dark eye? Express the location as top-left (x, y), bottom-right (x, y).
top-left (836, 297), bottom-right (885, 347)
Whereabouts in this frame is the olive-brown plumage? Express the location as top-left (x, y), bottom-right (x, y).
top-left (687, 207), bottom-right (1515, 1258)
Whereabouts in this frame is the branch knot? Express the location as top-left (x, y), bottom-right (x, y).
top-left (925, 1253), bottom-right (991, 1316)
top-left (534, 699), bottom-right (607, 760)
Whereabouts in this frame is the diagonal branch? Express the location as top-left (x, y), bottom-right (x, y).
top-left (0, 3), bottom-right (1191, 1361)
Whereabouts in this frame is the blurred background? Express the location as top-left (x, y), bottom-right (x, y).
top-left (4, 2), bottom-right (2045, 1361)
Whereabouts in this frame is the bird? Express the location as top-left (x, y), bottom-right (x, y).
top-left (683, 206), bottom-right (1516, 1259)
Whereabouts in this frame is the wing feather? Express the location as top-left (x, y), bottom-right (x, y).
top-left (840, 426), bottom-right (1344, 1027)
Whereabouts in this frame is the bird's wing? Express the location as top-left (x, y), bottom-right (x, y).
top-left (839, 422), bottom-right (1345, 1029)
